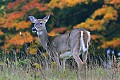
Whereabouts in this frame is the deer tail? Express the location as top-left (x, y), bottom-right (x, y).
top-left (80, 30), bottom-right (90, 52)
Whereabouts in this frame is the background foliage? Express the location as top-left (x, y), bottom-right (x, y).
top-left (0, 0), bottom-right (120, 56)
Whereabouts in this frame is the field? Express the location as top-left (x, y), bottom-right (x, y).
top-left (0, 54), bottom-right (120, 80)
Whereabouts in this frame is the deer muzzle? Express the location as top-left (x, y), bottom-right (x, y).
top-left (32, 27), bottom-right (37, 32)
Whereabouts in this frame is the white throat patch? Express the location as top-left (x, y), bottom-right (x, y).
top-left (37, 31), bottom-right (43, 35)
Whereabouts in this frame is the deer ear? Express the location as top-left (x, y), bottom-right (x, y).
top-left (43, 15), bottom-right (50, 22)
top-left (29, 16), bottom-right (37, 23)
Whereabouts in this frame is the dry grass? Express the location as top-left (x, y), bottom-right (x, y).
top-left (0, 60), bottom-right (120, 80)
top-left (0, 48), bottom-right (120, 80)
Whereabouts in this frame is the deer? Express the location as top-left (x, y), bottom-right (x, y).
top-left (29, 15), bottom-right (91, 72)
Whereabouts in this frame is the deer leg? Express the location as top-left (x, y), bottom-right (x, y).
top-left (83, 51), bottom-right (88, 65)
top-left (72, 50), bottom-right (84, 79)
top-left (72, 48), bottom-right (84, 70)
top-left (62, 58), bottom-right (66, 70)
top-left (82, 51), bottom-right (88, 77)
top-left (72, 40), bottom-right (84, 70)
top-left (73, 53), bottom-right (83, 67)
top-left (53, 52), bottom-right (61, 70)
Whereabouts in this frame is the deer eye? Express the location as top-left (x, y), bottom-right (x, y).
top-left (40, 23), bottom-right (43, 25)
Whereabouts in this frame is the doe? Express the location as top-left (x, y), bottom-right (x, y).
top-left (29, 15), bottom-right (91, 71)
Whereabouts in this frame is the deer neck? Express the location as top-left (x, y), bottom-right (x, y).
top-left (37, 29), bottom-right (49, 50)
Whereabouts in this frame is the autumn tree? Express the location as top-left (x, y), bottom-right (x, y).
top-left (0, 0), bottom-right (120, 55)
top-left (0, 0), bottom-right (48, 54)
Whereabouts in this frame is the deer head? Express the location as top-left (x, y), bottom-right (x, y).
top-left (29, 15), bottom-right (50, 49)
top-left (29, 15), bottom-right (50, 34)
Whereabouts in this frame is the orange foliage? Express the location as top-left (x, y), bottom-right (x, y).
top-left (2, 0), bottom-right (48, 30)
top-left (1, 0), bottom-right (119, 50)
top-left (47, 0), bottom-right (101, 9)
top-left (16, 21), bottom-right (31, 30)
top-left (110, 0), bottom-right (120, 4)
top-left (2, 12), bottom-right (26, 29)
top-left (92, 0), bottom-right (98, 2)
top-left (74, 19), bottom-right (106, 31)
top-left (7, 0), bottom-right (24, 9)
top-left (93, 6), bottom-right (118, 21)
top-left (48, 27), bottom-right (66, 36)
top-left (7, 12), bottom-right (25, 20)
top-left (4, 32), bottom-right (34, 49)
top-left (109, 0), bottom-right (120, 8)
top-left (101, 38), bottom-right (120, 48)
top-left (7, 0), bottom-right (48, 13)
top-left (21, 0), bottom-right (48, 12)
top-left (74, 6), bottom-right (118, 31)
top-left (91, 34), bottom-right (102, 40)
top-left (0, 17), bottom-right (5, 25)
top-left (3, 20), bottom-right (16, 29)
top-left (74, 22), bottom-right (89, 29)
top-left (3, 20), bottom-right (31, 30)
top-left (0, 31), bottom-right (3, 35)
top-left (48, 0), bottom-right (84, 9)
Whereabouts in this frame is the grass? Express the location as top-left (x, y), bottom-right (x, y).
top-left (0, 60), bottom-right (120, 80)
top-left (0, 48), bottom-right (120, 80)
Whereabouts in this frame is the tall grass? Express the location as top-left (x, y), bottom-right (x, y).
top-left (0, 49), bottom-right (120, 80)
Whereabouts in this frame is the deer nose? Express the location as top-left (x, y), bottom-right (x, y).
top-left (32, 27), bottom-right (37, 32)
